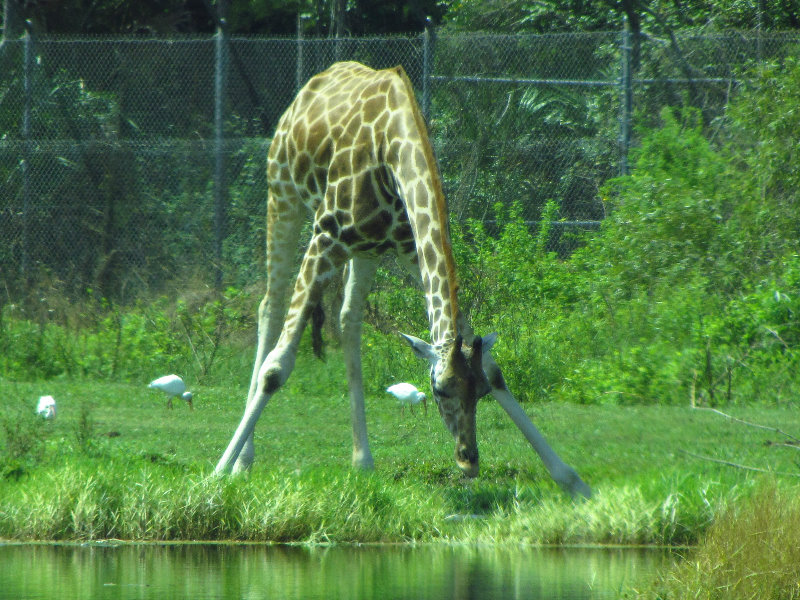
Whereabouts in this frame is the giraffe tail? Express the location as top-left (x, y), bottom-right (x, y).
top-left (311, 302), bottom-right (326, 360)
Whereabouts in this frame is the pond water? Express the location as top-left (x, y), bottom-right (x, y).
top-left (0, 543), bottom-right (668, 600)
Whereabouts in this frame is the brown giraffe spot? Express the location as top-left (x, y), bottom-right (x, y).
top-left (351, 148), bottom-right (369, 175)
top-left (328, 92), bottom-right (349, 110)
top-left (292, 120), bottom-right (309, 151)
top-left (316, 214), bottom-right (339, 237)
top-left (416, 213), bottom-right (431, 240)
top-left (363, 94), bottom-right (386, 121)
top-left (330, 124), bottom-right (344, 140)
top-left (316, 256), bottom-right (333, 277)
top-left (398, 157), bottom-right (417, 186)
top-left (340, 226), bottom-right (362, 246)
top-left (415, 181), bottom-right (429, 208)
top-left (392, 222), bottom-right (413, 242)
top-left (328, 242), bottom-right (349, 263)
top-left (414, 148), bottom-right (426, 171)
top-left (334, 209), bottom-right (352, 227)
top-left (343, 113), bottom-right (363, 142)
top-left (292, 153), bottom-right (311, 185)
top-left (360, 210), bottom-right (393, 240)
top-left (305, 172), bottom-right (319, 196)
top-left (276, 142), bottom-right (288, 164)
top-left (422, 242), bottom-right (437, 270)
top-left (373, 109), bottom-right (390, 136)
top-left (313, 235), bottom-right (334, 252)
top-left (305, 75), bottom-right (325, 93)
top-left (439, 281), bottom-right (451, 305)
top-left (353, 240), bottom-right (379, 252)
top-left (387, 82), bottom-right (403, 111)
top-left (375, 240), bottom-right (394, 253)
top-left (313, 138), bottom-right (333, 167)
top-left (385, 138), bottom-right (403, 167)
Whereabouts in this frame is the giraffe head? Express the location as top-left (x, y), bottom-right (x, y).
top-left (401, 332), bottom-right (497, 477)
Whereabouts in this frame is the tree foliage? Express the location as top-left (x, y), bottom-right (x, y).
top-left (2, 0), bottom-right (797, 36)
top-left (443, 0), bottom-right (799, 33)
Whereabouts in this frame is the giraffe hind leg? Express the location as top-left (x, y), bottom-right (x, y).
top-left (339, 256), bottom-right (379, 470)
top-left (310, 302), bottom-right (325, 359)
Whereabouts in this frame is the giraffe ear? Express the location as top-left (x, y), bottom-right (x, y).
top-left (399, 333), bottom-right (438, 364)
top-left (481, 332), bottom-right (498, 354)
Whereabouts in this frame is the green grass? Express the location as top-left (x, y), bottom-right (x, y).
top-left (2, 345), bottom-right (800, 548)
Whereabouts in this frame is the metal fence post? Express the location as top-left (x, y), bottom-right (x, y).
top-left (296, 13), bottom-right (304, 92)
top-left (21, 23), bottom-right (33, 286)
top-left (422, 18), bottom-right (436, 120)
top-left (619, 20), bottom-right (633, 177)
top-left (214, 18), bottom-right (228, 289)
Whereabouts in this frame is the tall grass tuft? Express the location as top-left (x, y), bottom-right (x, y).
top-left (0, 463), bottom-right (444, 543)
top-left (640, 483), bottom-right (800, 600)
top-left (451, 481), bottom-right (725, 547)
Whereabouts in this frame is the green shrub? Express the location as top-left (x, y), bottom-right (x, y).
top-left (0, 400), bottom-right (50, 479)
top-left (0, 287), bottom-right (252, 385)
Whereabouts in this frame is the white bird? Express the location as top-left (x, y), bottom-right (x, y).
top-left (148, 374), bottom-right (193, 410)
top-left (386, 383), bottom-right (427, 416)
top-left (36, 395), bottom-right (56, 419)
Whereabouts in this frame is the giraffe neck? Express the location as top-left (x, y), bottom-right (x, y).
top-left (416, 217), bottom-right (459, 347)
top-left (385, 67), bottom-right (460, 348)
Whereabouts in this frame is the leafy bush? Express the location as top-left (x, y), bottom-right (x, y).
top-left (0, 400), bottom-right (50, 479)
top-left (0, 287), bottom-right (252, 385)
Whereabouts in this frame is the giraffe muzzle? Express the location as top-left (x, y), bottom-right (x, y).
top-left (455, 443), bottom-right (479, 478)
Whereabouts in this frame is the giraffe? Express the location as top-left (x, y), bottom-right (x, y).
top-left (214, 61), bottom-right (590, 498)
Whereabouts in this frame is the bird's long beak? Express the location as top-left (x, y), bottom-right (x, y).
top-left (187, 398), bottom-right (193, 410)
top-left (422, 396), bottom-right (428, 416)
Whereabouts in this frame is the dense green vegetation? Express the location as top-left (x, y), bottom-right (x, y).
top-left (3, 54), bottom-right (799, 407)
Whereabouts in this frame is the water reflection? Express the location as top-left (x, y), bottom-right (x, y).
top-left (0, 543), bottom-right (665, 599)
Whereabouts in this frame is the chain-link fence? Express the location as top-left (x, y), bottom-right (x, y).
top-left (1, 29), bottom-right (799, 304)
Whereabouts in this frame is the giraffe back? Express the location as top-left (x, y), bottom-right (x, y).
top-left (267, 61), bottom-right (459, 320)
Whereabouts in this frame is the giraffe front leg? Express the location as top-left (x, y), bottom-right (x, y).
top-left (215, 319), bottom-right (307, 475)
top-left (484, 355), bottom-right (592, 499)
top-left (232, 195), bottom-right (304, 474)
top-left (340, 256), bottom-right (380, 470)
top-left (216, 234), bottom-right (344, 475)
top-left (232, 296), bottom-right (268, 474)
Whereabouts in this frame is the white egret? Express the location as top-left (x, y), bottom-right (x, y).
top-left (386, 383), bottom-right (427, 416)
top-left (36, 395), bottom-right (56, 419)
top-left (148, 374), bottom-right (193, 409)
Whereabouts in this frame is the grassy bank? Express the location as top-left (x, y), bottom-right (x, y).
top-left (2, 348), bottom-right (799, 546)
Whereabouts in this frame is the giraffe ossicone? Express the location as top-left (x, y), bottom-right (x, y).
top-left (214, 61), bottom-right (590, 499)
